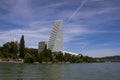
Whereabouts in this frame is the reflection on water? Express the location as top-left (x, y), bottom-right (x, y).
top-left (0, 63), bottom-right (63, 80)
top-left (0, 63), bottom-right (120, 80)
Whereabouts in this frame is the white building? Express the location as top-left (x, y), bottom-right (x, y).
top-left (48, 20), bottom-right (63, 52)
top-left (63, 51), bottom-right (80, 56)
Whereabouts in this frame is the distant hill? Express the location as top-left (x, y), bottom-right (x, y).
top-left (100, 55), bottom-right (120, 62)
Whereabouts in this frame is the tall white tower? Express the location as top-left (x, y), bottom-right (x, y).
top-left (48, 20), bottom-right (63, 52)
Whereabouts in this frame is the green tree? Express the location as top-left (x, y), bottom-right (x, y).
top-left (19, 35), bottom-right (25, 58)
top-left (55, 52), bottom-right (64, 62)
top-left (2, 42), bottom-right (10, 54)
top-left (0, 46), bottom-right (4, 58)
top-left (38, 51), bottom-right (45, 63)
top-left (0, 41), bottom-right (18, 58)
top-left (24, 48), bottom-right (38, 62)
top-left (9, 41), bottom-right (18, 55)
top-left (38, 45), bottom-right (53, 63)
top-left (44, 49), bottom-right (53, 62)
top-left (64, 53), bottom-right (71, 62)
top-left (24, 53), bottom-right (34, 63)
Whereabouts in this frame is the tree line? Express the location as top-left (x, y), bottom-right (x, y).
top-left (0, 35), bottom-right (98, 63)
top-left (0, 35), bottom-right (25, 59)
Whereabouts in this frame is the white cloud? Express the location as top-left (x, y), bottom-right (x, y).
top-left (0, 28), bottom-right (50, 48)
top-left (74, 6), bottom-right (120, 20)
top-left (28, 21), bottom-right (53, 30)
top-left (45, 2), bottom-right (66, 8)
top-left (63, 22), bottom-right (119, 42)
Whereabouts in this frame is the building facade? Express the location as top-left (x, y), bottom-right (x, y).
top-left (38, 41), bottom-right (47, 53)
top-left (48, 20), bottom-right (63, 52)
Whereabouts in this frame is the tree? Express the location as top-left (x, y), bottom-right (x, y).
top-left (24, 53), bottom-right (34, 63)
top-left (23, 47), bottom-right (38, 63)
top-left (0, 41), bottom-right (18, 58)
top-left (19, 35), bottom-right (25, 58)
top-left (38, 51), bottom-right (45, 63)
top-left (10, 42), bottom-right (18, 55)
top-left (44, 49), bottom-right (53, 62)
top-left (0, 46), bottom-right (4, 58)
top-left (54, 52), bottom-right (64, 62)
top-left (38, 45), bottom-right (53, 63)
top-left (64, 53), bottom-right (71, 62)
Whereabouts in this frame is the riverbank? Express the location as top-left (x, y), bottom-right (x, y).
top-left (0, 58), bottom-right (23, 63)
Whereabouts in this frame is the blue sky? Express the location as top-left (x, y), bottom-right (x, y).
top-left (0, 0), bottom-right (120, 57)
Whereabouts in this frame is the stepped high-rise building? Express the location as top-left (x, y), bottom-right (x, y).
top-left (48, 20), bottom-right (63, 52)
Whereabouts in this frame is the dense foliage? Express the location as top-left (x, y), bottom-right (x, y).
top-left (0, 41), bottom-right (18, 58)
top-left (24, 48), bottom-right (38, 63)
top-left (0, 35), bottom-right (98, 63)
top-left (0, 40), bottom-right (97, 63)
top-left (19, 35), bottom-right (25, 58)
top-left (38, 45), bottom-right (53, 63)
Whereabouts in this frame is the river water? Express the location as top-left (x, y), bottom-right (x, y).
top-left (0, 63), bottom-right (120, 80)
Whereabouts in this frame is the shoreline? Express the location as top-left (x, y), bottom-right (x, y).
top-left (0, 60), bottom-right (119, 64)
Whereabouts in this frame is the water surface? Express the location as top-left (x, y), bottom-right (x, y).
top-left (0, 63), bottom-right (120, 80)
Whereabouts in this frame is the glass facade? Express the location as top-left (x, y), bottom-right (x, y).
top-left (38, 41), bottom-right (47, 52)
